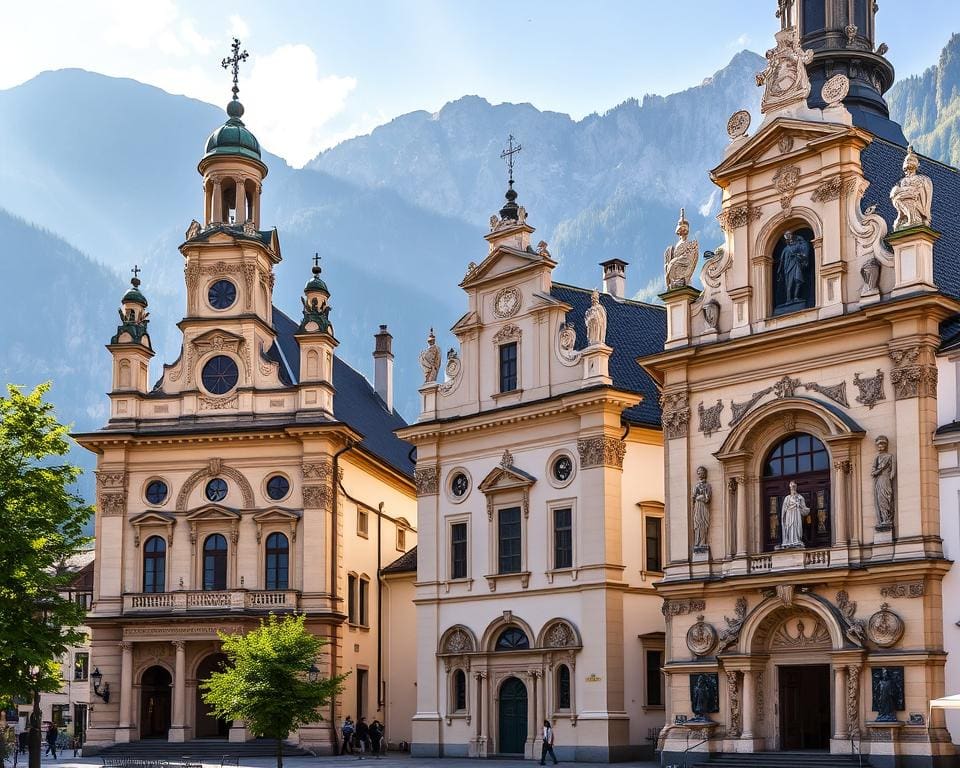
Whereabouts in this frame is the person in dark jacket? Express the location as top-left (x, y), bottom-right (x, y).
top-left (369, 720), bottom-right (384, 758)
top-left (45, 723), bottom-right (59, 759)
top-left (356, 717), bottom-right (371, 756)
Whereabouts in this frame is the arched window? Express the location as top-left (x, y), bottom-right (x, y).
top-left (771, 226), bottom-right (816, 316)
top-left (762, 433), bottom-right (831, 551)
top-left (556, 664), bottom-right (571, 710)
top-left (453, 669), bottom-right (467, 712)
top-left (143, 536), bottom-right (166, 594)
top-left (495, 627), bottom-right (530, 651)
top-left (265, 532), bottom-right (289, 591)
top-left (203, 534), bottom-right (228, 590)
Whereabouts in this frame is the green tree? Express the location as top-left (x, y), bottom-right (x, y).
top-left (0, 383), bottom-right (92, 768)
top-left (201, 614), bottom-right (346, 768)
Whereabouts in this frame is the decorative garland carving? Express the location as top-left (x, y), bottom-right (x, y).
top-left (847, 664), bottom-right (861, 737)
top-left (576, 436), bottom-right (626, 469)
top-left (415, 466), bottom-right (440, 496)
top-left (730, 389), bottom-right (773, 427)
top-left (199, 393), bottom-right (239, 410)
top-left (880, 582), bottom-right (924, 599)
top-left (729, 374), bottom-right (849, 427)
top-left (492, 324), bottom-right (522, 344)
top-left (175, 459), bottom-right (255, 511)
top-left (686, 615), bottom-right (718, 656)
top-left (698, 400), bottom-right (724, 438)
top-left (718, 597), bottom-right (748, 651)
top-left (301, 485), bottom-right (330, 511)
top-left (772, 165), bottom-right (802, 210)
top-left (716, 205), bottom-right (761, 233)
top-left (889, 346), bottom-right (937, 400)
top-left (853, 369), bottom-right (886, 409)
top-left (661, 392), bottom-right (690, 440)
top-left (726, 671), bottom-right (742, 737)
top-left (99, 492), bottom-right (127, 517)
top-left (661, 599), bottom-right (705, 620)
top-left (756, 671), bottom-right (764, 722)
top-left (866, 603), bottom-right (904, 648)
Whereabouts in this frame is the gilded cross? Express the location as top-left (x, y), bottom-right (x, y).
top-left (221, 38), bottom-right (249, 100)
top-left (500, 134), bottom-right (523, 185)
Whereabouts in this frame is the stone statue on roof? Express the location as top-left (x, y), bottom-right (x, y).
top-left (585, 290), bottom-right (607, 346)
top-left (890, 147), bottom-right (933, 231)
top-left (419, 328), bottom-right (441, 383)
top-left (663, 208), bottom-right (699, 290)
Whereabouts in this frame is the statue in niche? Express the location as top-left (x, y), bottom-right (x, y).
top-left (773, 229), bottom-right (814, 314)
top-left (890, 147), bottom-right (933, 231)
top-left (779, 480), bottom-right (808, 549)
top-left (692, 466), bottom-right (712, 552)
top-left (585, 289), bottom-right (607, 345)
top-left (690, 673), bottom-right (718, 720)
top-left (872, 435), bottom-right (896, 530)
top-left (873, 668), bottom-right (903, 723)
top-left (418, 328), bottom-right (441, 383)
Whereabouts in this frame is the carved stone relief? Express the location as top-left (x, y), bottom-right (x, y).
top-left (698, 401), bottom-right (724, 438)
top-left (662, 599), bottom-right (706, 620)
top-left (772, 165), bottom-right (802, 210)
top-left (443, 628), bottom-right (475, 654)
top-left (726, 110), bottom-right (751, 139)
top-left (726, 671), bottom-right (742, 737)
top-left (415, 466), bottom-right (440, 496)
top-left (771, 617), bottom-right (831, 649)
top-left (728, 375), bottom-right (848, 427)
top-left (545, 621), bottom-right (578, 648)
top-left (889, 346), bottom-right (937, 399)
top-left (836, 590), bottom-right (867, 645)
top-left (175, 460), bottom-right (254, 511)
top-left (872, 435), bottom-right (896, 530)
top-left (716, 206), bottom-right (761, 233)
top-left (821, 74), bottom-right (850, 106)
top-left (439, 348), bottom-right (463, 395)
top-left (493, 287), bottom-right (522, 319)
top-left (718, 597), bottom-right (748, 651)
top-left (576, 436), bottom-right (626, 469)
top-left (847, 664), bottom-right (861, 737)
top-left (847, 177), bottom-right (894, 296)
top-left (880, 583), bottom-right (924, 599)
top-left (661, 392), bottom-right (691, 440)
top-left (301, 485), bottom-right (330, 511)
top-left (853, 370), bottom-right (886, 409)
top-left (692, 466), bottom-right (712, 552)
top-left (556, 321), bottom-right (581, 368)
top-left (866, 603), bottom-right (904, 648)
top-left (492, 324), bottom-right (522, 345)
top-left (755, 27), bottom-right (814, 114)
top-left (686, 615), bottom-right (718, 656)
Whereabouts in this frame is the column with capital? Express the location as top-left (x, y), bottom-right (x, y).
top-left (235, 179), bottom-right (246, 225)
top-left (212, 178), bottom-right (224, 224)
top-left (169, 641), bottom-right (187, 742)
top-left (741, 670), bottom-right (756, 739)
top-left (527, 672), bottom-right (538, 757)
top-left (115, 641), bottom-right (134, 743)
top-left (832, 664), bottom-right (847, 742)
top-left (733, 477), bottom-right (748, 558)
top-left (470, 671), bottom-right (487, 757)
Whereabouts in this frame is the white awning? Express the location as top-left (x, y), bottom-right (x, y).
top-left (930, 695), bottom-right (960, 709)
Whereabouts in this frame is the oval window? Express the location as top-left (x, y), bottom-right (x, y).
top-left (451, 472), bottom-right (469, 498)
top-left (266, 475), bottom-right (290, 501)
top-left (552, 455), bottom-right (573, 482)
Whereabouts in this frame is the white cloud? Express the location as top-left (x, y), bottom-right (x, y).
top-left (229, 15), bottom-right (251, 42)
top-left (698, 189), bottom-right (718, 217)
top-left (729, 33), bottom-right (751, 49)
top-left (242, 45), bottom-right (358, 167)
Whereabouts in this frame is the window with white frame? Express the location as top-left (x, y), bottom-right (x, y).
top-left (357, 508), bottom-right (369, 538)
top-left (450, 521), bottom-right (468, 580)
top-left (638, 501), bottom-right (665, 574)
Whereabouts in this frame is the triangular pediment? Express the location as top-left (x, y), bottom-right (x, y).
top-left (461, 244), bottom-right (554, 289)
top-left (192, 328), bottom-right (245, 346)
top-left (186, 504), bottom-right (241, 523)
top-left (129, 511), bottom-right (177, 527)
top-left (252, 507), bottom-right (302, 524)
top-left (712, 118), bottom-right (861, 180)
top-left (478, 464), bottom-right (537, 494)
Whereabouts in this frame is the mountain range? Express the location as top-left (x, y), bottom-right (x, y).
top-left (2, 35), bottom-right (960, 503)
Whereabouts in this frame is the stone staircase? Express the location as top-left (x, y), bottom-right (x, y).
top-left (688, 752), bottom-right (868, 768)
top-left (93, 738), bottom-right (313, 759)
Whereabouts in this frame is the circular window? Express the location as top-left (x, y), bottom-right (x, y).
top-left (553, 456), bottom-right (573, 482)
top-left (145, 480), bottom-right (168, 505)
top-left (266, 474), bottom-right (290, 501)
top-left (451, 472), bottom-right (469, 498)
top-left (446, 468), bottom-right (472, 504)
top-left (208, 279), bottom-right (237, 310)
top-left (201, 355), bottom-right (239, 395)
top-left (205, 478), bottom-right (228, 502)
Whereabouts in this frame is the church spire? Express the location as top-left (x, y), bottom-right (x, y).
top-left (221, 37), bottom-right (249, 120)
top-left (498, 134), bottom-right (523, 222)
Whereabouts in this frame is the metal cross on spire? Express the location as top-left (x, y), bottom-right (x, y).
top-left (221, 38), bottom-right (249, 101)
top-left (312, 253), bottom-right (321, 269)
top-left (500, 134), bottom-right (523, 187)
top-left (131, 264), bottom-right (141, 284)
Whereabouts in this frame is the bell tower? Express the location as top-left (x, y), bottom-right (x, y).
top-left (777, 0), bottom-right (905, 144)
top-left (107, 266), bottom-right (154, 421)
top-left (295, 255), bottom-right (337, 415)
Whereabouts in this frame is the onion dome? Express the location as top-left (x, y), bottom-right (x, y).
top-left (305, 259), bottom-right (329, 296)
top-left (122, 273), bottom-right (148, 307)
top-left (203, 99), bottom-right (262, 162)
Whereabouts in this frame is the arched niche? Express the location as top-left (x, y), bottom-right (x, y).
top-left (753, 207), bottom-right (824, 320)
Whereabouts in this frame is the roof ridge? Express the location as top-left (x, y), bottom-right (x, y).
top-left (551, 281), bottom-right (666, 311)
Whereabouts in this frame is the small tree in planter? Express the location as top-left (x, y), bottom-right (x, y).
top-left (201, 614), bottom-right (346, 768)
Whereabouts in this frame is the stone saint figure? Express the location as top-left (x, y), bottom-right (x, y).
top-left (585, 289), bottom-right (607, 346)
top-left (872, 435), bottom-right (896, 529)
top-left (779, 480), bottom-right (809, 548)
top-left (875, 669), bottom-right (900, 722)
top-left (776, 230), bottom-right (812, 306)
top-left (692, 466), bottom-right (712, 552)
top-left (890, 146), bottom-right (933, 231)
top-left (418, 328), bottom-right (441, 383)
top-left (691, 674), bottom-right (715, 720)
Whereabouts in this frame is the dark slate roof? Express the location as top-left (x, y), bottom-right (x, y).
top-left (549, 284), bottom-right (666, 427)
top-left (383, 545), bottom-right (417, 574)
top-left (860, 138), bottom-right (960, 346)
top-left (271, 308), bottom-right (414, 479)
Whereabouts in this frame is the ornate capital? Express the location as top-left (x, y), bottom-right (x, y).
top-left (119, 641), bottom-right (133, 652)
top-left (576, 436), bottom-right (626, 469)
top-left (889, 346), bottom-right (937, 400)
top-left (99, 491), bottom-right (127, 517)
top-left (716, 204), bottom-right (761, 232)
top-left (660, 391), bottom-right (690, 440)
top-left (415, 466), bottom-right (440, 496)
top-left (171, 640), bottom-right (186, 651)
top-left (302, 484), bottom-right (330, 510)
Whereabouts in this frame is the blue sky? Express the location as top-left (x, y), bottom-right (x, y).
top-left (2, 1), bottom-right (957, 165)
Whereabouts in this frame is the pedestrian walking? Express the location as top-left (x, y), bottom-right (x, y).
top-left (45, 723), bottom-right (58, 760)
top-left (539, 720), bottom-right (558, 765)
top-left (340, 716), bottom-right (355, 755)
top-left (369, 720), bottom-right (383, 758)
top-left (356, 717), bottom-right (371, 757)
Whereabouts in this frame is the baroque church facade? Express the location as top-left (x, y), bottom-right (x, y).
top-left (75, 53), bottom-right (418, 753)
top-left (643, 2), bottom-right (960, 766)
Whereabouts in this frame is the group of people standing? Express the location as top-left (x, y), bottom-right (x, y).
top-left (339, 716), bottom-right (386, 758)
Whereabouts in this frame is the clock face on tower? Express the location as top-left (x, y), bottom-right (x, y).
top-left (494, 287), bottom-right (521, 319)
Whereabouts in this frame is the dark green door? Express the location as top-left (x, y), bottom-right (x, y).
top-left (498, 676), bottom-right (528, 754)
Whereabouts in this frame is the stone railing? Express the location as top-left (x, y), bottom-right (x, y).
top-left (123, 589), bottom-right (299, 613)
top-left (749, 555), bottom-right (773, 573)
top-left (803, 549), bottom-right (831, 567)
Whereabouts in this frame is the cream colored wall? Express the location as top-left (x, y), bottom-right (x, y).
top-left (382, 574), bottom-right (417, 745)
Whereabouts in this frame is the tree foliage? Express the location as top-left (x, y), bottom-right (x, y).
top-left (0, 383), bottom-right (91, 702)
top-left (201, 614), bottom-right (346, 768)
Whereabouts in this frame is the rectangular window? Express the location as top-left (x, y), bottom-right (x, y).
top-left (498, 507), bottom-right (522, 574)
top-left (645, 517), bottom-right (663, 572)
top-left (347, 574), bottom-right (357, 624)
top-left (357, 509), bottom-right (369, 538)
top-left (499, 342), bottom-right (518, 393)
top-left (646, 649), bottom-right (664, 706)
top-left (74, 652), bottom-right (89, 681)
top-left (356, 668), bottom-right (368, 720)
top-left (359, 578), bottom-right (369, 627)
top-left (553, 507), bottom-right (573, 569)
top-left (396, 527), bottom-right (406, 551)
top-left (75, 591), bottom-right (93, 610)
top-left (51, 704), bottom-right (69, 726)
top-left (451, 522), bottom-right (468, 580)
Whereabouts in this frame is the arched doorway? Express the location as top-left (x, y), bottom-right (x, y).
top-left (761, 433), bottom-right (831, 550)
top-left (498, 677), bottom-right (527, 755)
top-left (195, 653), bottom-right (230, 739)
top-left (139, 666), bottom-right (171, 739)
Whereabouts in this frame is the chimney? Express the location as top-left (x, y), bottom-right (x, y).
top-left (373, 325), bottom-right (394, 412)
top-left (600, 259), bottom-right (628, 298)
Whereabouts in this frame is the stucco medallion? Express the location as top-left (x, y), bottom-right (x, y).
top-left (493, 287), bottom-right (522, 319)
top-left (867, 603), bottom-right (904, 648)
top-left (726, 110), bottom-right (751, 139)
top-left (686, 615), bottom-right (718, 656)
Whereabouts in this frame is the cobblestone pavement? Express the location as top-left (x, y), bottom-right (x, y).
top-left (20, 753), bottom-right (659, 768)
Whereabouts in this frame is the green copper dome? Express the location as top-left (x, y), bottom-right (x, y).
top-left (203, 100), bottom-right (262, 162)
top-left (122, 278), bottom-right (148, 307)
top-left (305, 265), bottom-right (329, 295)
